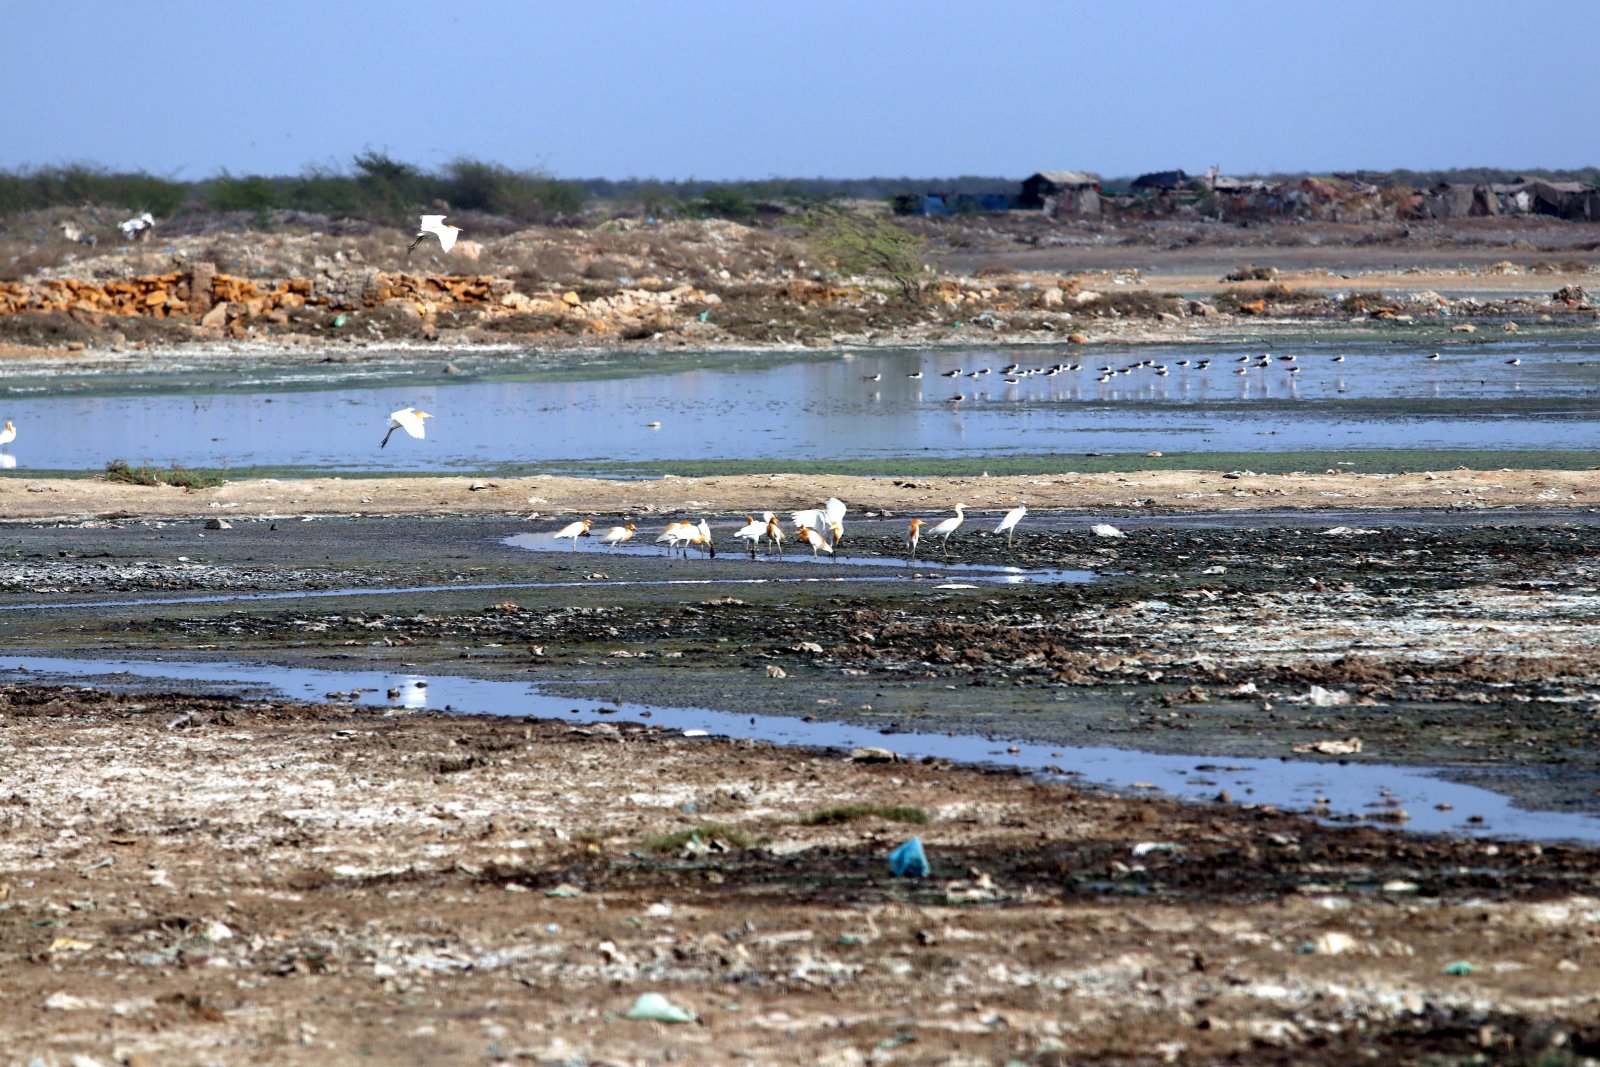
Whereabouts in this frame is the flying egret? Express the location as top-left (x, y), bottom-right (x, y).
top-left (598, 522), bottom-right (636, 548)
top-left (796, 522), bottom-right (834, 560)
top-left (906, 517), bottom-right (924, 560)
top-left (791, 507), bottom-right (825, 531)
top-left (408, 214), bottom-right (462, 256)
top-left (0, 420), bottom-right (15, 448)
top-left (381, 407), bottom-right (432, 448)
top-left (823, 497), bottom-right (846, 525)
top-left (929, 503), bottom-right (966, 554)
top-left (994, 502), bottom-right (1027, 547)
top-left (553, 518), bottom-right (592, 549)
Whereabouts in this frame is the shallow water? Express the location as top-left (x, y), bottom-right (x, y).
top-left (0, 340), bottom-right (1596, 471)
top-left (501, 532), bottom-right (1093, 584)
top-left (5, 653), bottom-right (1597, 845)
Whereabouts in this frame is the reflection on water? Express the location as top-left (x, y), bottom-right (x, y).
top-left (0, 340), bottom-right (1596, 470)
top-left (3, 653), bottom-right (1597, 845)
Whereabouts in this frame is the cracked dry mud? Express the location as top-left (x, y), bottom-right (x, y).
top-left (1, 504), bottom-right (1600, 1064)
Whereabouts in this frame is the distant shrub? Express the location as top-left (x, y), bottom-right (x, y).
top-left (209, 173), bottom-right (279, 213)
top-left (103, 460), bottom-right (225, 490)
top-left (1215, 284), bottom-right (1305, 312)
top-left (1222, 264), bottom-right (1278, 282)
top-left (0, 164), bottom-right (186, 216)
top-left (692, 185), bottom-right (758, 221)
top-left (1338, 290), bottom-right (1398, 312)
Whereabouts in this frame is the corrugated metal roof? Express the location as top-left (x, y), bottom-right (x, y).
top-left (1029, 171), bottom-right (1100, 186)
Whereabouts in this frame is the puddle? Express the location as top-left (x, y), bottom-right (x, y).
top-left (501, 532), bottom-right (1092, 585)
top-left (4, 653), bottom-right (1598, 846)
top-left (1, 341), bottom-right (1597, 471)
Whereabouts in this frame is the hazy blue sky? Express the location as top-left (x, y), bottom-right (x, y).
top-left (3, 0), bottom-right (1594, 181)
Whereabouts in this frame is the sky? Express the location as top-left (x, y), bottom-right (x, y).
top-left (3, 0), bottom-right (1595, 182)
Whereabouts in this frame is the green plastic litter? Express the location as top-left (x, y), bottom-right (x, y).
top-left (1442, 960), bottom-right (1474, 976)
top-left (332, 313), bottom-right (349, 328)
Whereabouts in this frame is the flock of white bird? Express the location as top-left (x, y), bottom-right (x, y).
top-left (544, 496), bottom-right (1030, 562)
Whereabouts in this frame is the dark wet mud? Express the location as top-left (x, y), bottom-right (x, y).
top-left (3, 510), bottom-right (1599, 821)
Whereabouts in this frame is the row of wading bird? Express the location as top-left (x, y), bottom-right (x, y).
top-left (548, 497), bottom-right (1028, 561)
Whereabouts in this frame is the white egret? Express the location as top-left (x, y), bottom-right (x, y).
top-left (929, 503), bottom-right (966, 554)
top-left (764, 515), bottom-right (785, 556)
top-left (0, 420), bottom-right (15, 447)
top-left (408, 214), bottom-right (462, 256)
top-left (598, 522), bottom-right (636, 548)
top-left (381, 407), bottom-right (432, 448)
top-left (796, 523), bottom-right (833, 560)
top-left (994, 503), bottom-right (1026, 547)
top-left (553, 518), bottom-right (592, 549)
top-left (656, 521), bottom-right (696, 554)
top-left (791, 507), bottom-right (824, 531)
top-left (733, 515), bottom-right (766, 556)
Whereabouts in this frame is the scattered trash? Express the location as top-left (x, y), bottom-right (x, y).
top-left (764, 665), bottom-right (787, 679)
top-left (1442, 960), bottom-right (1474, 976)
top-left (1091, 523), bottom-right (1126, 538)
top-left (1292, 737), bottom-right (1363, 756)
top-left (43, 991), bottom-right (90, 1011)
top-left (48, 937), bottom-right (95, 954)
top-left (849, 747), bottom-right (897, 763)
top-left (1306, 685), bottom-right (1353, 707)
top-left (1131, 842), bottom-right (1184, 858)
top-left (624, 991), bottom-right (697, 1023)
top-left (1312, 931), bottom-right (1358, 955)
top-left (543, 884), bottom-right (583, 898)
top-left (889, 838), bottom-right (930, 878)
top-left (1319, 526), bottom-right (1379, 536)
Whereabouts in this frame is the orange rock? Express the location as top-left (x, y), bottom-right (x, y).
top-left (1238, 298), bottom-right (1267, 315)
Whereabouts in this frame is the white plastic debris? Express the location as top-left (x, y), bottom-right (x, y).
top-left (624, 992), bottom-right (696, 1023)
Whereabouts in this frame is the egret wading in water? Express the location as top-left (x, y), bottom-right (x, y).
top-left (655, 521), bottom-right (696, 555)
top-left (598, 522), bottom-right (636, 548)
top-left (381, 408), bottom-right (432, 448)
top-left (553, 518), bottom-right (592, 549)
top-left (906, 517), bottom-right (924, 560)
top-left (796, 523), bottom-right (834, 561)
top-left (994, 502), bottom-right (1027, 547)
top-left (0, 420), bottom-right (15, 448)
top-left (764, 515), bottom-right (785, 556)
top-left (733, 515), bottom-right (766, 557)
top-left (929, 503), bottom-right (966, 555)
top-left (408, 215), bottom-right (462, 257)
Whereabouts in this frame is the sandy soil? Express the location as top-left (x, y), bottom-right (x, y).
top-left (2, 686), bottom-right (1598, 1066)
top-left (0, 467), bottom-right (1595, 524)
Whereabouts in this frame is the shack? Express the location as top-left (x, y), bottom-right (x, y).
top-left (1017, 171), bottom-right (1102, 217)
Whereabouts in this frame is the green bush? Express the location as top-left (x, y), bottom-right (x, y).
top-left (103, 459), bottom-right (225, 490)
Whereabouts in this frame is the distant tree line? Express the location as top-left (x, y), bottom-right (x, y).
top-left (0, 154), bottom-right (1594, 225)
